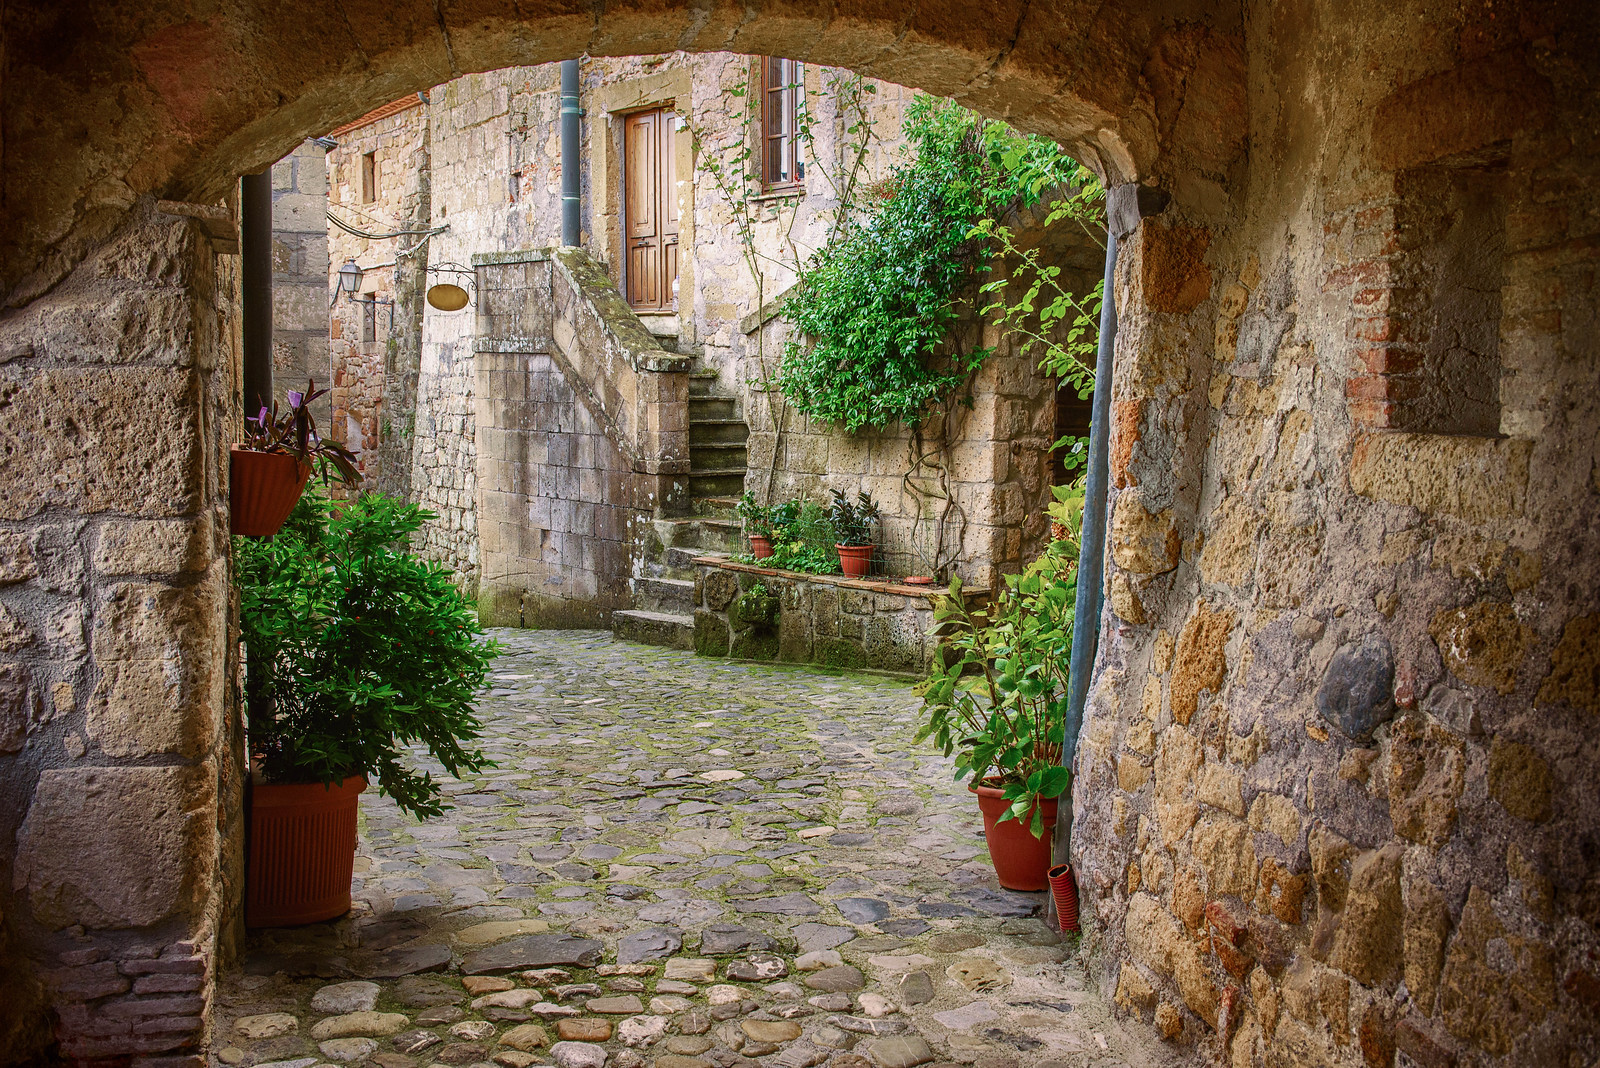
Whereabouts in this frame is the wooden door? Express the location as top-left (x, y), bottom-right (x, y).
top-left (624, 107), bottom-right (679, 311)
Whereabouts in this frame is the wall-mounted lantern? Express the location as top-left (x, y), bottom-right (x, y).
top-left (337, 258), bottom-right (364, 297)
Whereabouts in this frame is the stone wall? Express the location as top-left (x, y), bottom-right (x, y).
top-left (0, 201), bottom-right (245, 1064)
top-left (471, 248), bottom-right (689, 627)
top-left (325, 99), bottom-right (430, 497)
top-left (690, 559), bottom-right (983, 674)
top-left (269, 141), bottom-right (332, 426)
top-left (1065, 19), bottom-right (1600, 1067)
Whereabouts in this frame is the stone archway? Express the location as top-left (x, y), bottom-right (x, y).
top-left (3, 1), bottom-right (1599, 1066)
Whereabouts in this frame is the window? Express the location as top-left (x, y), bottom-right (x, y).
top-left (361, 151), bottom-right (378, 203)
top-left (362, 296), bottom-right (376, 343)
top-left (761, 57), bottom-right (804, 191)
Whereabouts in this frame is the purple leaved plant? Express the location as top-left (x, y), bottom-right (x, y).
top-left (240, 379), bottom-right (362, 487)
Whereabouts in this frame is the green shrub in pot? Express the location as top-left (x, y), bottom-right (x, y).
top-left (237, 490), bottom-right (496, 818)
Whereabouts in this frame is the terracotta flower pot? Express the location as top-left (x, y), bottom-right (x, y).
top-left (836, 543), bottom-right (874, 578)
top-left (231, 446), bottom-right (311, 537)
top-left (972, 783), bottom-right (1058, 891)
top-left (749, 534), bottom-right (774, 560)
top-left (1048, 863), bottom-right (1080, 932)
top-left (247, 775), bottom-right (365, 927)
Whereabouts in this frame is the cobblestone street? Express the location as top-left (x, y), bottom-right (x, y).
top-left (217, 631), bottom-right (1177, 1068)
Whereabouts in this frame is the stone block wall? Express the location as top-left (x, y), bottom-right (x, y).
top-left (1065, 25), bottom-right (1600, 1067)
top-left (690, 559), bottom-right (974, 674)
top-left (0, 202), bottom-right (245, 1065)
top-left (269, 141), bottom-right (332, 427)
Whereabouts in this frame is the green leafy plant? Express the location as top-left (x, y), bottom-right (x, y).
top-left (242, 378), bottom-right (362, 487)
top-left (778, 97), bottom-right (1080, 432)
top-left (829, 489), bottom-right (880, 547)
top-left (731, 581), bottom-right (781, 629)
top-left (736, 491), bottom-right (778, 538)
top-left (760, 500), bottom-right (841, 574)
top-left (915, 483), bottom-right (1085, 837)
top-left (237, 490), bottom-right (496, 819)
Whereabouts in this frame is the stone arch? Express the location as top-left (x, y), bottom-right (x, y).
top-left (1, 0), bottom-right (1247, 306)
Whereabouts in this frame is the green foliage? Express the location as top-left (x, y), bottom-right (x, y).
top-left (828, 489), bottom-right (880, 547)
top-left (237, 491), bottom-right (496, 819)
top-left (779, 97), bottom-right (1081, 431)
top-left (915, 483), bottom-right (1085, 837)
top-left (731, 581), bottom-right (781, 629)
top-left (736, 491), bottom-right (778, 538)
top-left (766, 501), bottom-right (841, 575)
top-left (970, 154), bottom-right (1107, 456)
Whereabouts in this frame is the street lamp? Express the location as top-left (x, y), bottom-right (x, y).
top-left (337, 258), bottom-right (364, 297)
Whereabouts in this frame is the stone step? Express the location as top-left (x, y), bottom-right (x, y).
top-left (633, 576), bottom-right (695, 614)
top-left (612, 609), bottom-right (694, 651)
top-left (689, 469), bottom-right (747, 498)
top-left (663, 546), bottom-right (706, 571)
top-left (654, 517), bottom-right (743, 553)
top-left (690, 396), bottom-right (739, 422)
top-left (688, 370), bottom-right (721, 398)
top-left (693, 495), bottom-right (742, 520)
top-left (688, 418), bottom-right (750, 445)
top-left (690, 444), bottom-right (748, 472)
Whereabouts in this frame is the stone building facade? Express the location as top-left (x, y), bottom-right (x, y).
top-left (268, 140), bottom-right (333, 427)
top-left (320, 55), bottom-right (1100, 631)
top-left (1, 3), bottom-right (1598, 1067)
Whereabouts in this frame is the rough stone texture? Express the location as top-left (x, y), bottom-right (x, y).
top-left (1314, 633), bottom-right (1395, 741)
top-left (1167, 604), bottom-right (1233, 725)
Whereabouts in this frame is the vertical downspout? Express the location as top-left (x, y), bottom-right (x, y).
top-left (560, 59), bottom-right (581, 248)
top-left (241, 168), bottom-right (274, 416)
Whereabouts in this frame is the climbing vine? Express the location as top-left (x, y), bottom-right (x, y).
top-left (777, 97), bottom-right (1081, 432)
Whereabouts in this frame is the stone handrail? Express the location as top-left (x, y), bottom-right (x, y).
top-left (472, 247), bottom-right (689, 476)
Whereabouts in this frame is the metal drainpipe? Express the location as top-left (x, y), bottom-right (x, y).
top-left (560, 59), bottom-right (581, 247)
top-left (241, 167), bottom-right (274, 416)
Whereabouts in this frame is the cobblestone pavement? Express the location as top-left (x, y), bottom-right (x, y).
top-left (217, 631), bottom-right (1179, 1068)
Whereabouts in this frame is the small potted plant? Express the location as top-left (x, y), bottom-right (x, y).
top-left (830, 489), bottom-right (880, 578)
top-left (232, 379), bottom-right (361, 537)
top-left (736, 491), bottom-right (777, 560)
top-left (237, 490), bottom-right (495, 926)
top-left (914, 485), bottom-right (1082, 892)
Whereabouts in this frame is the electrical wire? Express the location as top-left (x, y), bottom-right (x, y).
top-left (326, 210), bottom-right (449, 241)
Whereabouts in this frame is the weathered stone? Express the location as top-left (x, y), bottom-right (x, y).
top-left (1440, 886), bottom-right (1557, 1055)
top-left (864, 1036), bottom-right (935, 1068)
top-left (1124, 893), bottom-right (1217, 1023)
top-left (1111, 498), bottom-right (1180, 575)
top-left (587, 996), bottom-right (644, 1014)
top-left (897, 972), bottom-right (934, 1006)
top-left (310, 1012), bottom-right (412, 1039)
top-left (14, 764), bottom-right (211, 928)
top-left (1403, 876), bottom-right (1451, 1016)
top-left (1114, 963), bottom-right (1156, 1014)
top-left (463, 934), bottom-right (604, 974)
top-left (727, 952), bottom-right (787, 980)
top-left (392, 1030), bottom-right (443, 1055)
top-left (1429, 603), bottom-right (1532, 695)
top-left (804, 965), bottom-right (865, 992)
top-left (235, 1013), bottom-right (299, 1040)
top-left (1487, 737), bottom-right (1553, 823)
top-left (740, 1020), bottom-right (802, 1044)
top-left (1140, 221), bottom-right (1213, 315)
top-left (464, 976), bottom-right (517, 996)
top-left (456, 919), bottom-right (552, 946)
top-left (550, 1041), bottom-right (608, 1068)
top-left (1329, 845), bottom-right (1404, 985)
top-left (500, 1024), bottom-right (551, 1051)
top-left (1169, 604), bottom-right (1234, 724)
top-left (699, 925), bottom-right (773, 956)
top-left (559, 1019), bottom-right (615, 1042)
top-left (1536, 614), bottom-right (1599, 712)
top-left (320, 1038), bottom-right (381, 1062)
top-left (618, 1016), bottom-right (667, 1047)
top-left (313, 981), bottom-right (383, 1014)
top-left (619, 928), bottom-right (682, 964)
top-left (1349, 433), bottom-right (1530, 522)
top-left (663, 958), bottom-right (717, 982)
top-left (1192, 816), bottom-right (1255, 896)
top-left (1256, 857), bottom-right (1308, 925)
top-left (1388, 717), bottom-right (1465, 848)
top-left (1315, 633), bottom-right (1395, 741)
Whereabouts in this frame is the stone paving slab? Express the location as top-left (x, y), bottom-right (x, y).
top-left (216, 630), bottom-right (1180, 1068)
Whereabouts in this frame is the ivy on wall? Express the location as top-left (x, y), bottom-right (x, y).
top-left (777, 97), bottom-right (1089, 432)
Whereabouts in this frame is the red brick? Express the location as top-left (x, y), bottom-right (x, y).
top-left (1206, 901), bottom-right (1246, 945)
top-left (1356, 346), bottom-right (1422, 375)
top-left (1347, 398), bottom-right (1397, 428)
top-left (1348, 317), bottom-right (1395, 343)
top-left (47, 962), bottom-right (131, 999)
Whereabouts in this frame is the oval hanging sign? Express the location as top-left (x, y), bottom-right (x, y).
top-left (426, 283), bottom-right (470, 311)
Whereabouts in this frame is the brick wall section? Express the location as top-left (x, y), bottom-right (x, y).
top-left (0, 201), bottom-right (245, 1066)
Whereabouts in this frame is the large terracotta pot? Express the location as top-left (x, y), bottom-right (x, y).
top-left (247, 775), bottom-right (365, 927)
top-left (231, 446), bottom-right (311, 537)
top-left (749, 534), bottom-right (774, 560)
top-left (836, 543), bottom-right (874, 578)
top-left (972, 783), bottom-right (1058, 891)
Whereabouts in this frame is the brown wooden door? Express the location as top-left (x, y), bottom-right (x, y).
top-left (624, 107), bottom-right (679, 311)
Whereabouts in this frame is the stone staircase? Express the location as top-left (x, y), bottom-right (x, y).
top-left (612, 358), bottom-right (749, 649)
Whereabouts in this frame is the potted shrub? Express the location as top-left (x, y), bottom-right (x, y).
top-left (736, 491), bottom-right (777, 560)
top-left (232, 380), bottom-right (361, 537)
top-left (830, 489), bottom-right (880, 578)
top-left (236, 490), bottom-right (495, 926)
top-left (915, 484), bottom-right (1083, 892)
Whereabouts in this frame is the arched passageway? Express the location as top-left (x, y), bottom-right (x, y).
top-left (1, 2), bottom-right (1598, 1067)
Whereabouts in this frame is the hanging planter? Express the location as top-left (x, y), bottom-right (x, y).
top-left (972, 783), bottom-right (1057, 891)
top-left (246, 775), bottom-right (366, 926)
top-left (231, 380), bottom-right (361, 538)
top-left (230, 447), bottom-right (312, 536)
